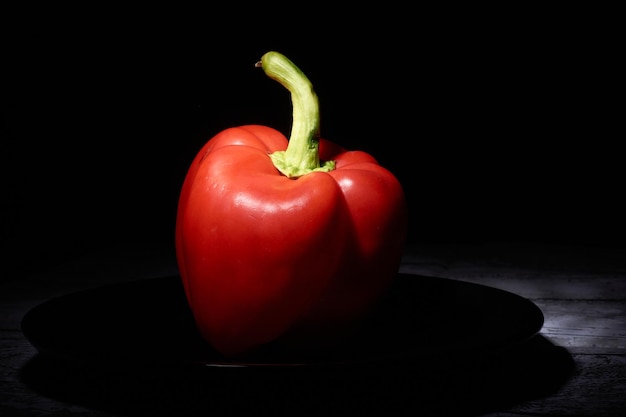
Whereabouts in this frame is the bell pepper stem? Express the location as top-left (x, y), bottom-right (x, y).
top-left (256, 51), bottom-right (335, 178)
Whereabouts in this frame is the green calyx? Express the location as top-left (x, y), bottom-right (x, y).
top-left (256, 51), bottom-right (335, 178)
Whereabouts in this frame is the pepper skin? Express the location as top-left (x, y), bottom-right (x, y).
top-left (175, 52), bottom-right (408, 357)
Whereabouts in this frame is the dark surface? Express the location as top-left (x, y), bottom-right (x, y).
top-left (5, 242), bottom-right (618, 416)
top-left (20, 274), bottom-right (544, 368)
top-left (18, 335), bottom-right (574, 417)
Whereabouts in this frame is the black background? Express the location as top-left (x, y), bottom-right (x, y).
top-left (4, 6), bottom-right (622, 280)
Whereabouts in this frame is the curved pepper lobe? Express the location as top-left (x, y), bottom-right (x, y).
top-left (176, 126), bottom-right (352, 356)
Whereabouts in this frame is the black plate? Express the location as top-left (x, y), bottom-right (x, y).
top-left (21, 274), bottom-right (543, 369)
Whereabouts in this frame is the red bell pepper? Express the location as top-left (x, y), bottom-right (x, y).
top-left (175, 51), bottom-right (408, 357)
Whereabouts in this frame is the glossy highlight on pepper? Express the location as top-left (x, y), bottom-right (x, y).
top-left (175, 51), bottom-right (408, 357)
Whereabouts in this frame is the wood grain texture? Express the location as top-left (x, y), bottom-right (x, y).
top-left (2, 242), bottom-right (625, 416)
top-left (401, 243), bottom-right (626, 417)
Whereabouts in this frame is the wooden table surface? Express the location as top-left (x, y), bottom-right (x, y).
top-left (2, 241), bottom-right (625, 416)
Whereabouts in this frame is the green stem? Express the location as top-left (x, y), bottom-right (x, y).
top-left (256, 51), bottom-right (335, 178)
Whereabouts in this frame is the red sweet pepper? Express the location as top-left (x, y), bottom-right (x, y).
top-left (175, 51), bottom-right (408, 357)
